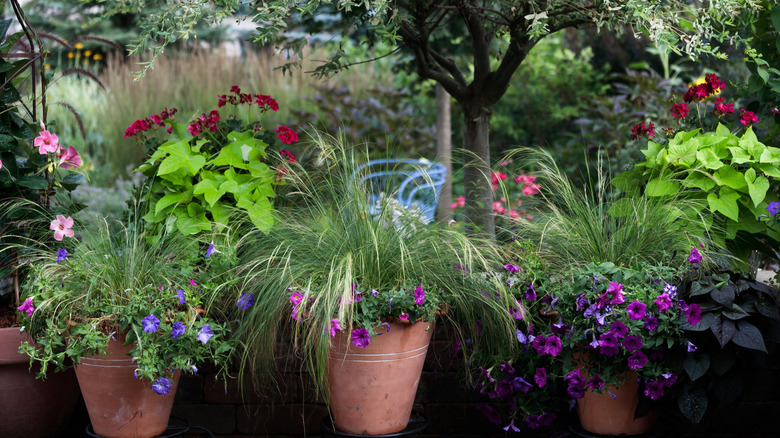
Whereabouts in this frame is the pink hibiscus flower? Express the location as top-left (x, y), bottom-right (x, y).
top-left (57, 145), bottom-right (82, 169)
top-left (49, 215), bottom-right (74, 241)
top-left (34, 130), bottom-right (60, 154)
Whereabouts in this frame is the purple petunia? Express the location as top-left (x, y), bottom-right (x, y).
top-left (171, 321), bottom-right (186, 339)
top-left (516, 329), bottom-right (529, 344)
top-left (525, 413), bottom-right (555, 429)
top-left (543, 336), bottom-right (563, 356)
top-left (644, 316), bottom-right (659, 332)
top-left (566, 369), bottom-right (587, 399)
top-left (511, 376), bottom-right (533, 393)
top-left (414, 285), bottom-right (425, 305)
top-left (622, 334), bottom-right (644, 352)
top-left (767, 202), bottom-right (780, 216)
top-left (236, 292), bottom-right (255, 310)
top-left (371, 289), bottom-right (379, 297)
top-left (663, 282), bottom-right (678, 299)
top-left (627, 350), bottom-right (648, 369)
top-left (610, 321), bottom-right (628, 338)
top-left (627, 300), bottom-right (647, 320)
top-left (176, 289), bottom-right (186, 304)
top-left (643, 381), bottom-right (665, 400)
top-left (197, 324), bottom-right (213, 344)
top-left (688, 247), bottom-right (703, 265)
top-left (607, 281), bottom-right (625, 305)
top-left (476, 404), bottom-right (502, 425)
top-left (525, 284), bottom-right (537, 301)
top-left (687, 341), bottom-right (697, 353)
top-left (142, 314), bottom-right (160, 333)
top-left (575, 294), bottom-right (589, 312)
top-left (206, 240), bottom-right (220, 258)
top-left (329, 318), bottom-right (343, 337)
top-left (534, 367), bottom-right (547, 387)
top-left (500, 361), bottom-right (515, 374)
top-left (598, 332), bottom-right (620, 357)
top-left (151, 377), bottom-right (172, 395)
top-left (655, 292), bottom-right (673, 313)
top-left (503, 263), bottom-right (520, 273)
top-left (351, 328), bottom-right (371, 348)
top-left (659, 373), bottom-right (678, 387)
top-left (685, 303), bottom-right (702, 325)
top-left (503, 419), bottom-right (521, 433)
top-left (56, 248), bottom-right (68, 262)
top-left (588, 374), bottom-right (605, 390)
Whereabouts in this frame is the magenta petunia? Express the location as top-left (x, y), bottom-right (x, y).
top-left (503, 263), bottom-right (520, 273)
top-left (534, 367), bottom-right (547, 387)
top-left (688, 247), bottom-right (703, 264)
top-left (609, 321), bottom-right (628, 338)
top-left (598, 332), bottom-right (620, 357)
top-left (351, 328), bottom-right (371, 348)
top-left (644, 316), bottom-right (659, 332)
top-left (622, 334), bottom-right (644, 352)
top-left (543, 335), bottom-right (563, 357)
top-left (17, 297), bottom-right (34, 317)
top-left (329, 318), bottom-right (343, 337)
top-left (685, 303), bottom-right (702, 325)
top-left (607, 281), bottom-right (625, 305)
top-left (643, 381), bottom-right (665, 400)
top-left (414, 285), bottom-right (425, 305)
top-left (654, 292), bottom-right (673, 313)
top-left (627, 300), bottom-right (646, 320)
top-left (290, 291), bottom-right (304, 306)
top-left (627, 350), bottom-right (648, 369)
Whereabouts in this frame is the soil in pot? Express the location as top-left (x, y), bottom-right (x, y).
top-left (327, 320), bottom-right (433, 435)
top-left (74, 333), bottom-right (181, 438)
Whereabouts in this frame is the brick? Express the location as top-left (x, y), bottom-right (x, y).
top-left (236, 403), bottom-right (328, 435)
top-left (203, 372), bottom-right (298, 404)
top-left (171, 404), bottom-right (236, 435)
top-left (175, 374), bottom-right (204, 403)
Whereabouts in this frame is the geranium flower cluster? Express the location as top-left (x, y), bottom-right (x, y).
top-left (123, 108), bottom-right (177, 137)
top-left (635, 73), bottom-right (759, 141)
top-left (218, 85), bottom-right (279, 112)
top-left (451, 168), bottom-right (539, 222)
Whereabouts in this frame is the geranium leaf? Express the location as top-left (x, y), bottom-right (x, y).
top-left (732, 321), bottom-right (767, 352)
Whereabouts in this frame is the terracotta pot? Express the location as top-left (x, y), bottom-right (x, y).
top-left (327, 320), bottom-right (433, 435)
top-left (74, 333), bottom-right (181, 438)
top-left (0, 327), bottom-right (80, 438)
top-left (575, 370), bottom-right (658, 436)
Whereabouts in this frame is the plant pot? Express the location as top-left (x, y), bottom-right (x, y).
top-left (327, 320), bottom-right (433, 435)
top-left (74, 333), bottom-right (181, 438)
top-left (575, 370), bottom-right (658, 436)
top-left (0, 327), bottom-right (80, 438)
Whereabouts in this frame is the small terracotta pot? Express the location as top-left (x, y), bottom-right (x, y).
top-left (74, 333), bottom-right (180, 438)
top-left (0, 327), bottom-right (80, 438)
top-left (327, 320), bottom-right (433, 435)
top-left (575, 370), bottom-right (658, 436)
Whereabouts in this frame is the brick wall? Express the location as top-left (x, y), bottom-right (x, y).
top-left (61, 326), bottom-right (780, 437)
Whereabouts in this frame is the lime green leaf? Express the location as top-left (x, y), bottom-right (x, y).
top-left (707, 188), bottom-right (740, 222)
top-left (682, 171), bottom-right (716, 191)
top-left (666, 138), bottom-right (698, 167)
top-left (728, 146), bottom-right (752, 164)
top-left (747, 175), bottom-right (770, 207)
top-left (759, 163), bottom-right (780, 178)
top-left (187, 202), bottom-right (206, 217)
top-left (193, 179), bottom-right (225, 207)
top-left (715, 123), bottom-right (730, 136)
top-left (220, 180), bottom-right (239, 194)
top-left (759, 146), bottom-right (780, 164)
top-left (611, 169), bottom-right (644, 194)
top-left (646, 176), bottom-right (681, 197)
top-left (237, 196), bottom-right (274, 233)
top-left (247, 161), bottom-right (274, 179)
top-left (696, 148), bottom-right (724, 170)
top-left (739, 127), bottom-right (765, 158)
top-left (210, 204), bottom-right (232, 229)
top-left (713, 166), bottom-right (747, 191)
top-left (155, 192), bottom-right (188, 216)
top-left (174, 208), bottom-right (212, 235)
top-left (641, 142), bottom-right (665, 168)
top-left (158, 141), bottom-right (206, 176)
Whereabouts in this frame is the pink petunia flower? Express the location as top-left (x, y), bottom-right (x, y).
top-left (57, 145), bottom-right (82, 169)
top-left (49, 215), bottom-right (74, 241)
top-left (17, 297), bottom-right (34, 317)
top-left (34, 130), bottom-right (60, 154)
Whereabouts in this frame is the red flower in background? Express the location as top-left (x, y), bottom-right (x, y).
top-left (275, 126), bottom-right (299, 144)
top-left (670, 103), bottom-right (689, 118)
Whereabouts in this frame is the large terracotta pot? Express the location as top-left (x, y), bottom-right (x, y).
top-left (0, 327), bottom-right (80, 438)
top-left (74, 333), bottom-right (181, 438)
top-left (327, 320), bottom-right (433, 435)
top-left (575, 370), bottom-right (658, 436)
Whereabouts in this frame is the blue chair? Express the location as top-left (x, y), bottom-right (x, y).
top-left (352, 159), bottom-right (447, 223)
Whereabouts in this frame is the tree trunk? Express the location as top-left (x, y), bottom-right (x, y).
top-left (435, 84), bottom-right (453, 223)
top-left (461, 105), bottom-right (494, 238)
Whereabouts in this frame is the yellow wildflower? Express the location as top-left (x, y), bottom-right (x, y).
top-left (74, 42), bottom-right (84, 49)
top-left (67, 52), bottom-right (74, 58)
top-left (93, 54), bottom-right (103, 60)
top-left (84, 50), bottom-right (92, 57)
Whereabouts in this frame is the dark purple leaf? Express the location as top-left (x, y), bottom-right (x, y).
top-left (678, 385), bottom-right (708, 424)
top-left (732, 320), bottom-right (767, 352)
top-left (712, 373), bottom-right (742, 405)
top-left (683, 354), bottom-right (710, 382)
top-left (710, 316), bottom-right (736, 347)
top-left (722, 304), bottom-right (750, 320)
top-left (711, 285), bottom-right (735, 308)
top-left (683, 311), bottom-right (716, 331)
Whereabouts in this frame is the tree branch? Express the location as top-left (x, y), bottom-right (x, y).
top-left (459, 1), bottom-right (491, 87)
top-left (396, 22), bottom-right (466, 100)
